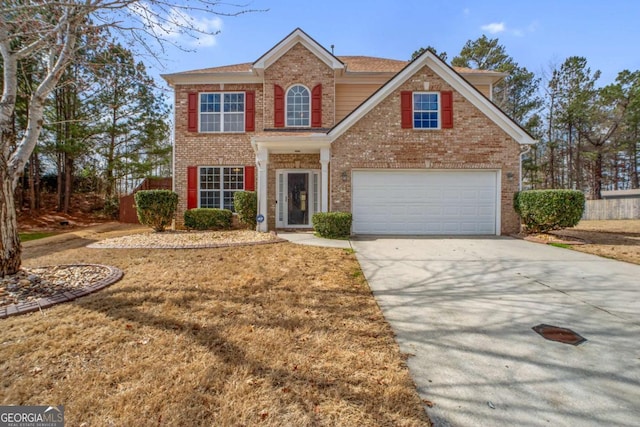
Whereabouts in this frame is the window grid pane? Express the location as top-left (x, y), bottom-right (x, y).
top-left (223, 167), bottom-right (244, 190)
top-left (286, 85), bottom-right (310, 127)
top-left (413, 93), bottom-right (439, 129)
top-left (199, 92), bottom-right (245, 133)
top-left (223, 191), bottom-right (235, 211)
top-left (224, 113), bottom-right (244, 132)
top-left (198, 166), bottom-right (244, 211)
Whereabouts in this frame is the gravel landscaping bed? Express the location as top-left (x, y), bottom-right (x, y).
top-left (87, 229), bottom-right (283, 249)
top-left (0, 265), bottom-right (120, 311)
top-left (1, 230), bottom-right (283, 311)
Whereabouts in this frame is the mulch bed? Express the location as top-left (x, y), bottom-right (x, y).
top-left (513, 232), bottom-right (587, 245)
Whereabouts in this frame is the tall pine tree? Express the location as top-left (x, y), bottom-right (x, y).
top-left (86, 43), bottom-right (169, 201)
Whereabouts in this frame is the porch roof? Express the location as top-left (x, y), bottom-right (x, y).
top-left (251, 133), bottom-right (331, 154)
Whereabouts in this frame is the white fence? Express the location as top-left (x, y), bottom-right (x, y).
top-left (582, 199), bottom-right (640, 220)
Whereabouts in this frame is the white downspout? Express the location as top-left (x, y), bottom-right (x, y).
top-left (256, 145), bottom-right (269, 232)
top-left (320, 147), bottom-right (330, 212)
top-left (519, 144), bottom-right (533, 191)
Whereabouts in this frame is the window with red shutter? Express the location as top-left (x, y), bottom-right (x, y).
top-left (409, 91), bottom-right (453, 129)
top-left (245, 91), bottom-right (255, 132)
top-left (187, 93), bottom-right (198, 132)
top-left (244, 166), bottom-right (255, 191)
top-left (187, 166), bottom-right (198, 208)
top-left (441, 91), bottom-right (453, 129)
top-left (400, 91), bottom-right (413, 129)
top-left (311, 84), bottom-right (322, 127)
top-left (274, 85), bottom-right (285, 127)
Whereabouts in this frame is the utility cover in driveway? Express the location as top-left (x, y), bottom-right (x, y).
top-left (532, 324), bottom-right (587, 345)
top-left (352, 170), bottom-right (498, 235)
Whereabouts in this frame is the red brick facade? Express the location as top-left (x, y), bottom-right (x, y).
top-left (331, 66), bottom-right (522, 234)
top-left (168, 30), bottom-right (529, 234)
top-left (263, 43), bottom-right (336, 129)
top-left (173, 83), bottom-right (262, 223)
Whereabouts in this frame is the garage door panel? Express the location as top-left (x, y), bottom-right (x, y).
top-left (460, 206), bottom-right (478, 215)
top-left (352, 170), bottom-right (498, 235)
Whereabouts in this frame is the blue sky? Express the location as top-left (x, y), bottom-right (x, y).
top-left (148, 0), bottom-right (639, 88)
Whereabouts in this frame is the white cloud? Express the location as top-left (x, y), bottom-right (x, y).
top-left (463, 8), bottom-right (470, 16)
top-left (480, 20), bottom-right (538, 38)
top-left (481, 22), bottom-right (506, 34)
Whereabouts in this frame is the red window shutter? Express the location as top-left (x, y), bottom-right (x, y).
top-left (401, 91), bottom-right (413, 129)
top-left (441, 90), bottom-right (453, 129)
top-left (187, 166), bottom-right (198, 209)
top-left (187, 92), bottom-right (198, 132)
top-left (245, 91), bottom-right (255, 132)
top-left (274, 85), bottom-right (285, 127)
top-left (311, 84), bottom-right (322, 127)
top-left (244, 166), bottom-right (255, 191)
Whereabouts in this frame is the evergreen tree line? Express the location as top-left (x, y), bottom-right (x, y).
top-left (12, 36), bottom-right (171, 214)
top-left (414, 36), bottom-right (640, 199)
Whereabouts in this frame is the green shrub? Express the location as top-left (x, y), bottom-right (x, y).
top-left (514, 189), bottom-right (585, 233)
top-left (184, 208), bottom-right (232, 230)
top-left (134, 190), bottom-right (178, 232)
top-left (233, 191), bottom-right (257, 229)
top-left (312, 212), bottom-right (353, 239)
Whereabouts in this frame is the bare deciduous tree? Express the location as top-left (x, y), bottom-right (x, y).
top-left (0, 0), bottom-right (256, 276)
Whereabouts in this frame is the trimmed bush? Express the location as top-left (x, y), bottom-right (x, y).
top-left (312, 212), bottom-right (353, 239)
top-left (184, 208), bottom-right (232, 230)
top-left (134, 190), bottom-right (178, 232)
top-left (514, 189), bottom-right (585, 233)
top-left (234, 191), bottom-right (257, 229)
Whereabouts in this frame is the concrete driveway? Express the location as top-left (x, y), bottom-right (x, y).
top-left (351, 237), bottom-right (640, 427)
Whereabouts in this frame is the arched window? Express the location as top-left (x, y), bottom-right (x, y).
top-left (286, 85), bottom-right (310, 127)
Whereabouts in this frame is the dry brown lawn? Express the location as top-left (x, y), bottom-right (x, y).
top-left (1, 227), bottom-right (431, 426)
top-left (552, 219), bottom-right (640, 264)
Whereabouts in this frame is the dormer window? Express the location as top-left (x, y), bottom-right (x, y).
top-left (286, 85), bottom-right (310, 127)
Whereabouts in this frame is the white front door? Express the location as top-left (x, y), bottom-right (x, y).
top-left (276, 170), bottom-right (320, 228)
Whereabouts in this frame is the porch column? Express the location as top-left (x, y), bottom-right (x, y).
top-left (320, 147), bottom-right (330, 212)
top-left (256, 146), bottom-right (269, 232)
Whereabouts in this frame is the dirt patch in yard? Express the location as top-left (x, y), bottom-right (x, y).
top-left (550, 220), bottom-right (640, 265)
top-left (1, 227), bottom-right (431, 426)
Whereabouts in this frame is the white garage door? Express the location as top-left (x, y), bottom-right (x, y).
top-left (352, 170), bottom-right (499, 235)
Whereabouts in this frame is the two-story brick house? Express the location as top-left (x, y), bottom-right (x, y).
top-left (162, 28), bottom-right (535, 235)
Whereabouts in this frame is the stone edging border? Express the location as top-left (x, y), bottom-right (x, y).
top-left (0, 264), bottom-right (124, 320)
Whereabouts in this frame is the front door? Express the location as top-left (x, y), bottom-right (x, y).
top-left (276, 170), bottom-right (320, 228)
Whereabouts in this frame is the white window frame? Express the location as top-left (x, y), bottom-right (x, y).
top-left (198, 166), bottom-right (245, 211)
top-left (413, 92), bottom-right (440, 130)
top-left (285, 84), bottom-right (311, 127)
top-left (199, 92), bottom-right (245, 133)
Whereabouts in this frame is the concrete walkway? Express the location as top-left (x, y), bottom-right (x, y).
top-left (350, 236), bottom-right (640, 427)
top-left (277, 231), bottom-right (353, 249)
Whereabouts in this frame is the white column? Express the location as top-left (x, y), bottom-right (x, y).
top-left (320, 147), bottom-right (330, 212)
top-left (256, 146), bottom-right (269, 232)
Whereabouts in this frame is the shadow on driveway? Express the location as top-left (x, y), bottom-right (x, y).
top-left (352, 236), bottom-right (640, 427)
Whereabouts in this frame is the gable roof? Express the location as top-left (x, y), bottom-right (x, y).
top-left (163, 57), bottom-right (503, 79)
top-left (253, 28), bottom-right (345, 73)
top-left (328, 50), bottom-right (536, 145)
